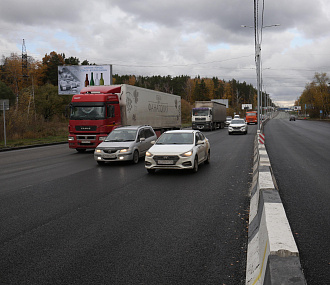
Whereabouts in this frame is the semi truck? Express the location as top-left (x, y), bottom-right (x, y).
top-left (68, 84), bottom-right (181, 152)
top-left (192, 101), bottom-right (226, 131)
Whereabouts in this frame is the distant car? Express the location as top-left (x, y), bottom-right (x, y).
top-left (225, 116), bottom-right (232, 127)
top-left (145, 130), bottom-right (210, 174)
top-left (94, 125), bottom-right (157, 165)
top-left (234, 115), bottom-right (240, 119)
top-left (228, 119), bottom-right (248, 135)
top-left (289, 115), bottom-right (296, 121)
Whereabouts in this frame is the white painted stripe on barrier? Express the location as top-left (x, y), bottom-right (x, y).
top-left (259, 172), bottom-right (275, 189)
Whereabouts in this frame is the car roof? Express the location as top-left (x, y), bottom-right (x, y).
top-left (114, 125), bottom-right (151, 130)
top-left (164, 129), bottom-right (199, 134)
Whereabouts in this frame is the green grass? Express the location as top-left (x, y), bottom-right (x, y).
top-left (0, 135), bottom-right (68, 149)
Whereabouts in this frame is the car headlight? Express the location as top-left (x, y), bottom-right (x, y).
top-left (146, 151), bottom-right (153, 157)
top-left (181, 150), bottom-right (193, 157)
top-left (95, 149), bottom-right (102, 153)
top-left (119, 148), bottom-right (129, 153)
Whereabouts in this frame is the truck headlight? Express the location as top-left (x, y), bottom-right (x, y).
top-left (68, 136), bottom-right (74, 141)
top-left (99, 136), bottom-right (107, 141)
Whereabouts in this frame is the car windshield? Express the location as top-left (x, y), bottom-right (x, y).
top-left (156, 133), bottom-right (194, 145)
top-left (231, 119), bottom-right (245, 124)
top-left (105, 130), bottom-right (137, 142)
top-left (226, 117), bottom-right (232, 121)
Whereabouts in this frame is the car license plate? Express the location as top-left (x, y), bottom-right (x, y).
top-left (80, 140), bottom-right (91, 144)
top-left (158, 160), bottom-right (174, 165)
top-left (103, 153), bottom-right (116, 159)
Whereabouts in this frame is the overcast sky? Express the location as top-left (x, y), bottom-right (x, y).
top-left (1, 0), bottom-right (330, 106)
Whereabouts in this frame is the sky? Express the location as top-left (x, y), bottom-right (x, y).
top-left (1, 0), bottom-right (330, 107)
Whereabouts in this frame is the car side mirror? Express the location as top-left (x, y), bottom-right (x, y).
top-left (197, 140), bottom-right (204, 145)
top-left (140, 137), bottom-right (146, 142)
top-left (151, 140), bottom-right (156, 145)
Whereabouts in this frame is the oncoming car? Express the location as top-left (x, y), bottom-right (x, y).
top-left (94, 125), bottom-right (157, 165)
top-left (228, 119), bottom-right (248, 135)
top-left (145, 130), bottom-right (210, 174)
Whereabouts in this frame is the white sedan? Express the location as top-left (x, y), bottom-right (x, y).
top-left (145, 130), bottom-right (210, 174)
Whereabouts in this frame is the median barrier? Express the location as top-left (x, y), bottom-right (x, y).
top-left (246, 129), bottom-right (306, 284)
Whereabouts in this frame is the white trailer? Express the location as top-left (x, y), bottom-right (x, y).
top-left (192, 101), bottom-right (226, 131)
top-left (118, 84), bottom-right (181, 131)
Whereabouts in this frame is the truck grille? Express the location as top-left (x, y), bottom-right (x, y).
top-left (195, 117), bottom-right (206, 121)
top-left (76, 126), bottom-right (97, 131)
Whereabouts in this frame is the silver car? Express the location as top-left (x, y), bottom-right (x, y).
top-left (94, 125), bottom-right (157, 165)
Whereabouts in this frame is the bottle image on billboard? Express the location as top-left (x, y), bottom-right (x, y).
top-left (95, 73), bottom-right (100, 86)
top-left (99, 73), bottom-right (104, 85)
top-left (90, 72), bottom-right (95, 86)
top-left (84, 74), bottom-right (89, 87)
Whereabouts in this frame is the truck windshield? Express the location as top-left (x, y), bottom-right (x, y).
top-left (70, 106), bottom-right (105, 120)
top-left (246, 113), bottom-right (256, 117)
top-left (193, 109), bottom-right (209, 116)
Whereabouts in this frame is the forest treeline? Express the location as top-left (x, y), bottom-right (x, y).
top-left (0, 51), bottom-right (327, 143)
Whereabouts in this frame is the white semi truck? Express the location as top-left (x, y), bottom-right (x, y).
top-left (68, 84), bottom-right (181, 151)
top-left (192, 101), bottom-right (227, 131)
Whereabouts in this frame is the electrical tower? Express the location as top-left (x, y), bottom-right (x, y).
top-left (22, 39), bottom-right (28, 80)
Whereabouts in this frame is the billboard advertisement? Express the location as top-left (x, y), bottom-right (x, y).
top-left (58, 65), bottom-right (111, 95)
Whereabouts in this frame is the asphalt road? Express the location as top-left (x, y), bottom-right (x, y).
top-left (264, 113), bottom-right (330, 285)
top-left (0, 125), bottom-right (257, 285)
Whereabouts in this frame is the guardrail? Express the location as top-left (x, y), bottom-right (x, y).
top-left (246, 122), bottom-right (306, 284)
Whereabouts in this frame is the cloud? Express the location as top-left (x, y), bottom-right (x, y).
top-left (1, 0), bottom-right (330, 107)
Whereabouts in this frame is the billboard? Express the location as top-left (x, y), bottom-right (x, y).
top-left (58, 65), bottom-right (111, 95)
top-left (242, 104), bottom-right (253, 110)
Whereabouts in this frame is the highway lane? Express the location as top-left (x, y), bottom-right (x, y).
top-left (0, 126), bottom-right (257, 284)
top-left (264, 113), bottom-right (330, 284)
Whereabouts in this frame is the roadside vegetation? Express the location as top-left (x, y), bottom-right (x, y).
top-left (1, 51), bottom-right (328, 149)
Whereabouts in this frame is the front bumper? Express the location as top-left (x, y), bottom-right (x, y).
top-left (94, 151), bottom-right (134, 162)
top-left (145, 155), bottom-right (194, 170)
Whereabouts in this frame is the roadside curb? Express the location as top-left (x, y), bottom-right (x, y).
top-left (0, 141), bottom-right (68, 152)
top-left (245, 124), bottom-right (306, 284)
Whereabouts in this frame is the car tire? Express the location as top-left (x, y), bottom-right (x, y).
top-left (192, 156), bottom-right (199, 173)
top-left (132, 150), bottom-right (139, 164)
top-left (204, 150), bottom-right (210, 164)
top-left (147, 168), bottom-right (156, 174)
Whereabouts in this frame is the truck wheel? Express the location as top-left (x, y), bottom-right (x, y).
top-left (132, 150), bottom-right (139, 164)
top-left (192, 156), bottom-right (199, 173)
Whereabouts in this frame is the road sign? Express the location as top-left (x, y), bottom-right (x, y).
top-left (0, 99), bottom-right (9, 111)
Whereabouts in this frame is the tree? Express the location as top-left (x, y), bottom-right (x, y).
top-left (41, 51), bottom-right (65, 86)
top-left (0, 80), bottom-right (15, 104)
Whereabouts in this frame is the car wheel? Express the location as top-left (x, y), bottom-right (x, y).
top-left (204, 150), bottom-right (210, 164)
top-left (97, 161), bottom-right (105, 166)
top-left (192, 156), bottom-right (199, 173)
top-left (147, 168), bottom-right (156, 174)
top-left (132, 150), bottom-right (139, 164)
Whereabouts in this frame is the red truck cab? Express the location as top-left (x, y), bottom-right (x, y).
top-left (68, 86), bottom-right (121, 152)
top-left (245, 111), bottom-right (258, 124)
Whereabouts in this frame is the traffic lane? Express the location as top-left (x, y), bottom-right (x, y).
top-left (264, 118), bottom-right (330, 284)
top-left (0, 144), bottom-right (98, 193)
top-left (0, 128), bottom-right (254, 284)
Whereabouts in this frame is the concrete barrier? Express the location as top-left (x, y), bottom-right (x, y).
top-left (246, 130), bottom-right (306, 284)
